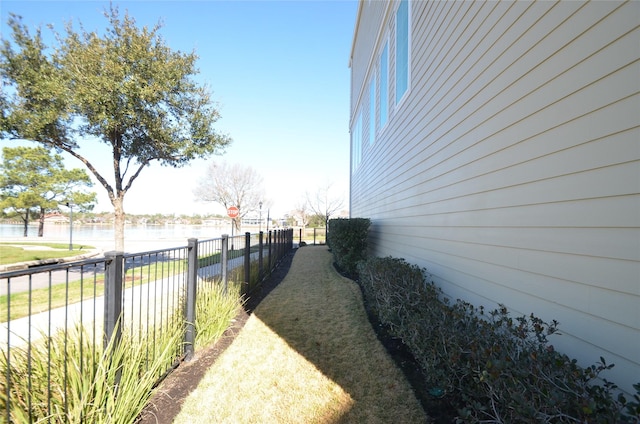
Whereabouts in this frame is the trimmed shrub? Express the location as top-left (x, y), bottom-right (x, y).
top-left (327, 218), bottom-right (370, 276)
top-left (357, 256), bottom-right (639, 423)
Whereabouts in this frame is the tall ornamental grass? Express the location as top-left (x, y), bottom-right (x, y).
top-left (0, 320), bottom-right (183, 424)
top-left (0, 280), bottom-right (242, 423)
top-left (195, 279), bottom-right (242, 350)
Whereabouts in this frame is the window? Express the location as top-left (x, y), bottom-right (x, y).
top-left (395, 0), bottom-right (409, 104)
top-left (369, 76), bottom-right (375, 145)
top-left (351, 110), bottom-right (362, 172)
top-left (380, 42), bottom-right (388, 128)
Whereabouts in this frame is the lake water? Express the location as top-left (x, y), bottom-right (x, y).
top-left (0, 223), bottom-right (234, 252)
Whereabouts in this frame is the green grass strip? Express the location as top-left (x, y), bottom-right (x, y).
top-left (0, 260), bottom-right (186, 322)
top-left (0, 243), bottom-right (94, 265)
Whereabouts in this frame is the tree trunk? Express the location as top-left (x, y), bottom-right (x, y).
top-left (22, 209), bottom-right (29, 237)
top-left (38, 206), bottom-right (45, 237)
top-left (113, 196), bottom-right (126, 252)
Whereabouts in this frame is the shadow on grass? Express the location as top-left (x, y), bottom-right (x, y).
top-left (251, 245), bottom-right (427, 423)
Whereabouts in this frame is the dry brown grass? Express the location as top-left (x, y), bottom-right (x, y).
top-left (174, 245), bottom-right (428, 423)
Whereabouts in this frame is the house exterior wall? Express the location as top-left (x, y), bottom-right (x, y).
top-left (349, 0), bottom-right (639, 394)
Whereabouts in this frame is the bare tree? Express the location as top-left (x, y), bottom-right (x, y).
top-left (306, 182), bottom-right (344, 228)
top-left (293, 200), bottom-right (311, 228)
top-left (194, 161), bottom-right (265, 232)
top-left (292, 200), bottom-right (311, 228)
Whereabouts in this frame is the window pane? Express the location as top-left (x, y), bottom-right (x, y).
top-left (351, 111), bottom-right (362, 172)
top-left (380, 43), bottom-right (388, 127)
top-left (395, 0), bottom-right (408, 103)
top-left (369, 78), bottom-right (375, 145)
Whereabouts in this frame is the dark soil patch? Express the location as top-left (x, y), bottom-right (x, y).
top-left (136, 249), bottom-right (296, 424)
top-left (359, 294), bottom-right (458, 423)
top-left (333, 263), bottom-right (458, 424)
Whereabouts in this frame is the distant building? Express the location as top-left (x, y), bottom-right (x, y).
top-left (43, 212), bottom-right (69, 224)
top-left (203, 218), bottom-right (227, 226)
top-left (349, 0), bottom-right (639, 393)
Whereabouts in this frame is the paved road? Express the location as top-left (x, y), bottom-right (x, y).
top-left (0, 254), bottom-right (255, 349)
top-left (1, 234), bottom-right (269, 350)
top-left (0, 236), bottom-right (203, 296)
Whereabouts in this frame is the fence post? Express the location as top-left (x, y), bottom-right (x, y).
top-left (313, 228), bottom-right (317, 245)
top-left (244, 232), bottom-right (251, 295)
top-left (274, 230), bottom-right (278, 260)
top-left (258, 231), bottom-right (264, 281)
top-left (221, 234), bottom-right (228, 294)
top-left (268, 230), bottom-right (273, 274)
top-left (104, 251), bottom-right (123, 351)
top-left (278, 229), bottom-right (283, 259)
top-left (185, 238), bottom-right (198, 361)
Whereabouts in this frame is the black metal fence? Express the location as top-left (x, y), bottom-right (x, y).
top-left (0, 229), bottom-right (293, 422)
top-left (296, 227), bottom-right (327, 245)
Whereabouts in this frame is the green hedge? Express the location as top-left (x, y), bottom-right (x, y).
top-left (327, 218), bottom-right (370, 276)
top-left (357, 256), bottom-right (640, 423)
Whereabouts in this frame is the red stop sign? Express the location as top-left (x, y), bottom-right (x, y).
top-left (227, 206), bottom-right (239, 218)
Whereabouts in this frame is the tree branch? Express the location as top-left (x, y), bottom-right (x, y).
top-left (123, 161), bottom-right (147, 193)
top-left (44, 141), bottom-right (116, 204)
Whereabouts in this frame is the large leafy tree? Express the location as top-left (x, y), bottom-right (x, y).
top-left (0, 146), bottom-right (96, 237)
top-left (194, 161), bottom-right (265, 233)
top-left (0, 7), bottom-right (231, 251)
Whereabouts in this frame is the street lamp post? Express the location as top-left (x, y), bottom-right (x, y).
top-left (66, 202), bottom-right (73, 251)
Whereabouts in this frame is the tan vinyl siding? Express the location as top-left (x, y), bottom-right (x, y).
top-left (350, 0), bottom-right (640, 394)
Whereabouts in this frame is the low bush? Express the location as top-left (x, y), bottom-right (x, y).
top-left (327, 218), bottom-right (370, 276)
top-left (357, 256), bottom-right (640, 423)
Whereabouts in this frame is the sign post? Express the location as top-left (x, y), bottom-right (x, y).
top-left (227, 206), bottom-right (239, 219)
top-left (227, 206), bottom-right (239, 249)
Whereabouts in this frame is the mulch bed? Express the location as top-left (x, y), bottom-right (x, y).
top-left (356, 284), bottom-right (458, 423)
top-left (333, 266), bottom-right (457, 424)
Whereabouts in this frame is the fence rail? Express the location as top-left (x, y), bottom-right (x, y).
top-left (0, 229), bottom-right (294, 422)
top-left (296, 227), bottom-right (326, 245)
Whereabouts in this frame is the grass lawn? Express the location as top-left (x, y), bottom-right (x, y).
top-left (173, 245), bottom-right (428, 423)
top-left (0, 247), bottom-right (239, 322)
top-left (1, 276), bottom-right (105, 322)
top-left (0, 259), bottom-right (184, 322)
top-left (0, 242), bottom-right (93, 265)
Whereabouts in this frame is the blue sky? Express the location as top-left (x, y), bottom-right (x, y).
top-left (0, 0), bottom-right (358, 217)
